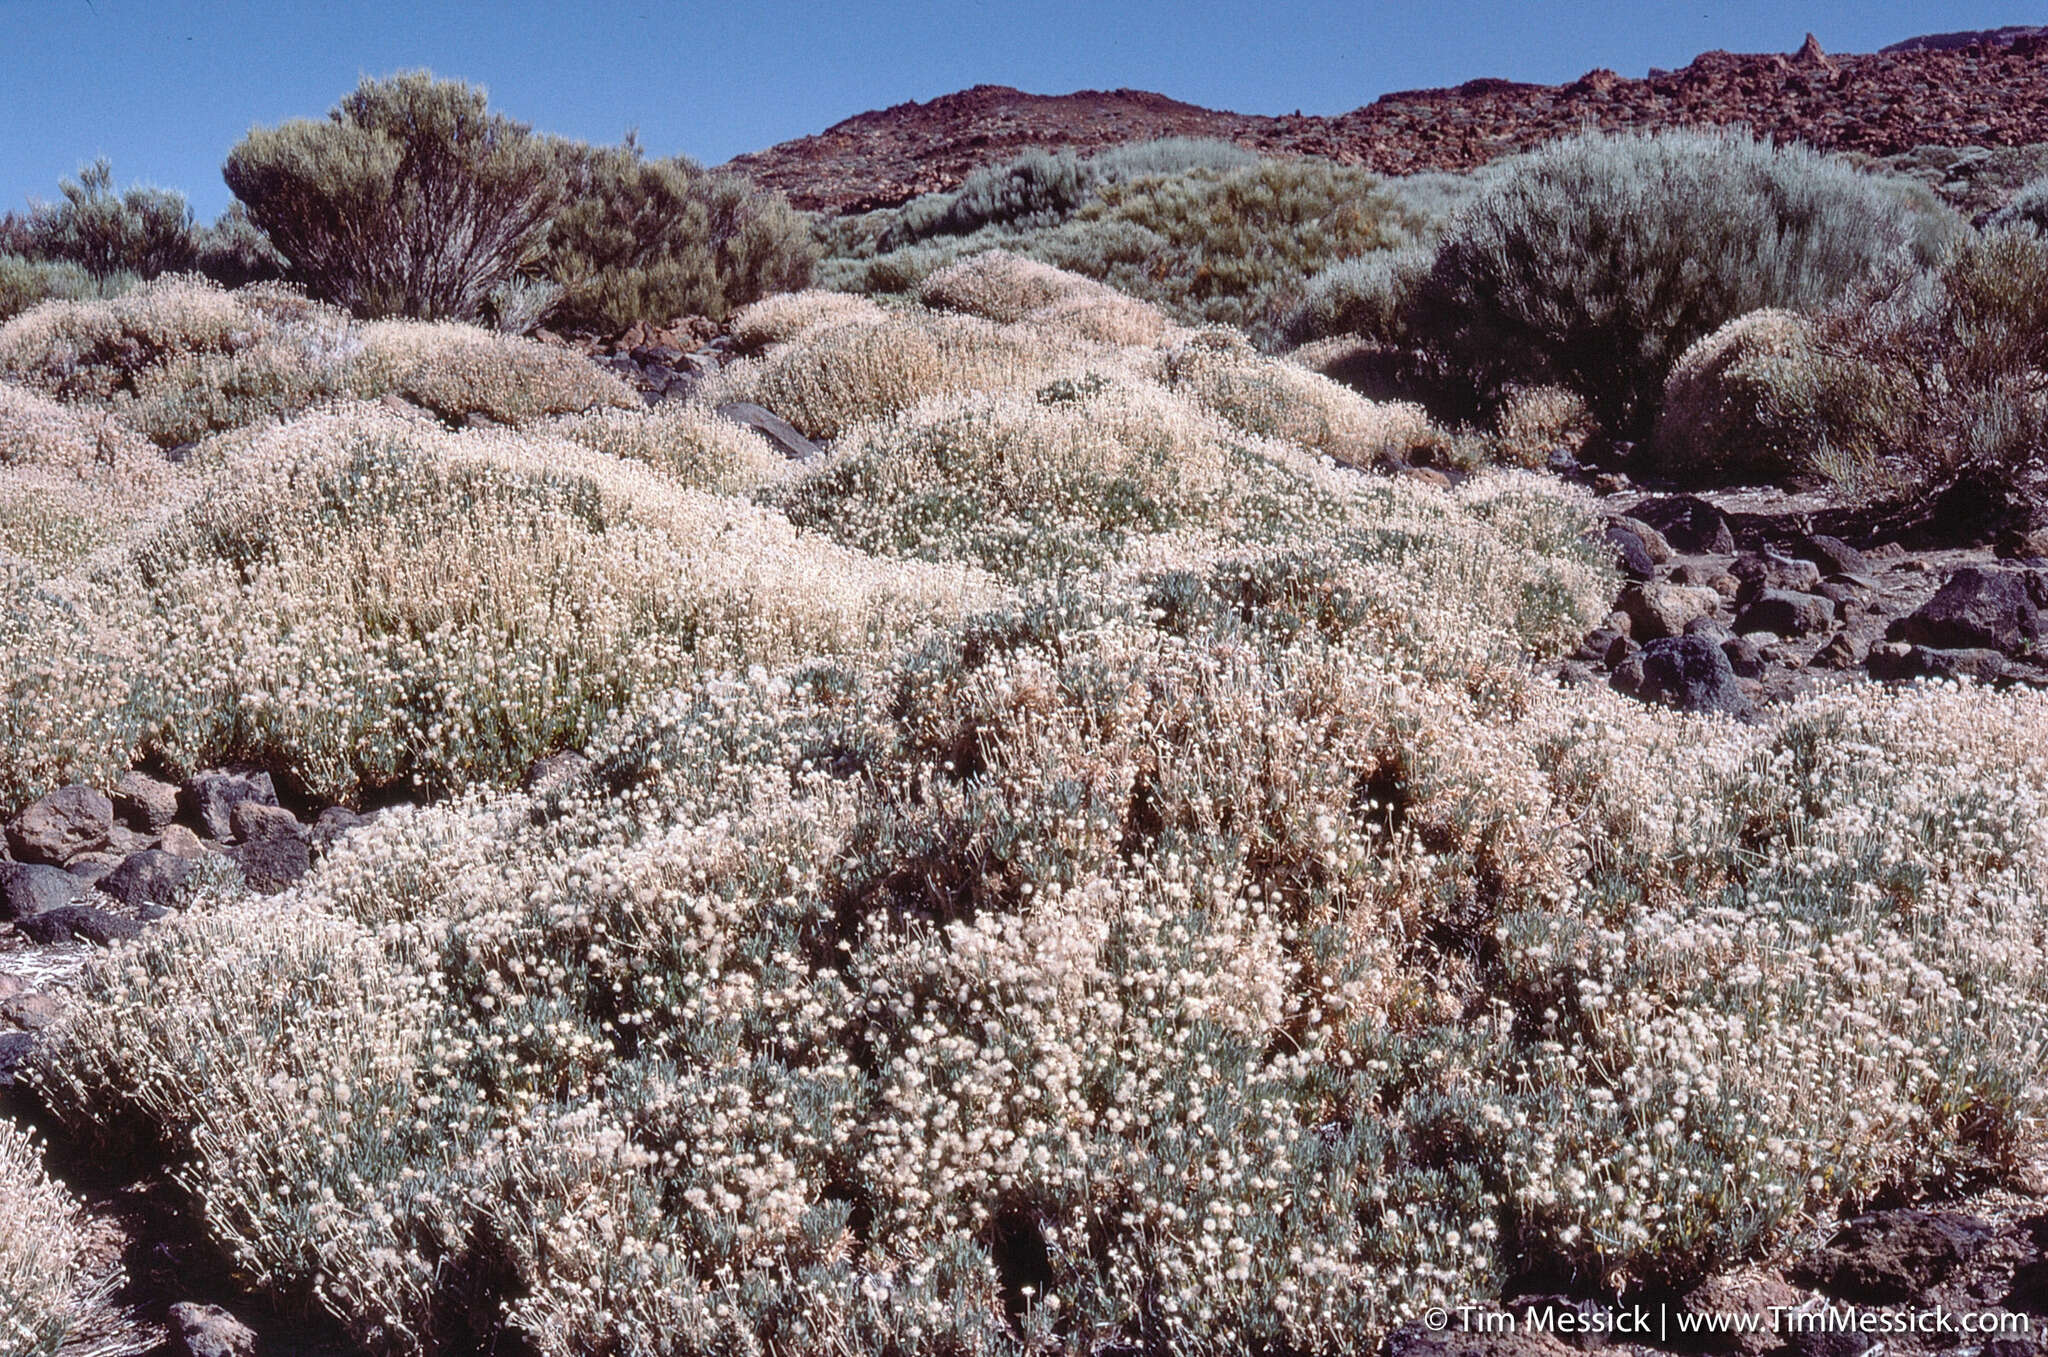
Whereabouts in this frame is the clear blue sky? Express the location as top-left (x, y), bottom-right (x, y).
top-left (2, 0), bottom-right (2040, 220)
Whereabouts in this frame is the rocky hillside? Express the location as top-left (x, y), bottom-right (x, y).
top-left (729, 29), bottom-right (2048, 212)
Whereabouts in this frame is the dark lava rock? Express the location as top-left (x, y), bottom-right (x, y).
top-left (0, 1031), bottom-right (34, 1087)
top-left (1890, 566), bottom-right (2046, 654)
top-left (311, 806), bottom-right (369, 856)
top-left (1792, 533), bottom-right (1871, 577)
top-left (1783, 1330), bottom-right (1879, 1357)
top-left (14, 904), bottom-right (144, 946)
top-left (1628, 495), bottom-right (1737, 554)
top-left (1735, 590), bottom-right (1835, 638)
top-left (1387, 1321), bottom-right (1577, 1357)
top-left (5, 784), bottom-right (114, 866)
top-left (0, 862), bottom-right (92, 920)
top-left (1791, 1209), bottom-right (1993, 1303)
top-left (1605, 523), bottom-right (1657, 580)
top-left (228, 834), bottom-right (310, 895)
top-left (1571, 627), bottom-right (1624, 663)
top-left (167, 1300), bottom-right (259, 1357)
top-left (1812, 632), bottom-right (1865, 668)
top-left (112, 770), bottom-right (179, 833)
top-left (1674, 1275), bottom-right (1804, 1357)
top-left (1867, 645), bottom-right (2009, 683)
top-left (179, 769), bottom-right (278, 843)
top-left (228, 800), bottom-right (304, 845)
top-left (1615, 635), bottom-right (1750, 715)
top-left (95, 849), bottom-right (194, 911)
top-left (715, 400), bottom-right (827, 461)
top-left (2008, 1259), bottom-right (2048, 1315)
top-left (1732, 551), bottom-right (1823, 603)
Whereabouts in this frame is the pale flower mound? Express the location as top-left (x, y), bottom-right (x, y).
top-left (4, 271), bottom-right (2047, 1357)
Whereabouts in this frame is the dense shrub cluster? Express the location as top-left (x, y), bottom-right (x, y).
top-left (222, 72), bottom-right (810, 329)
top-left (820, 143), bottom-right (1469, 345)
top-left (1404, 128), bottom-right (1957, 437)
top-left (0, 1122), bottom-right (112, 1357)
top-left (5, 151), bottom-right (2048, 1357)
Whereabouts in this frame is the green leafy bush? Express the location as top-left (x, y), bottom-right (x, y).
top-left (535, 140), bottom-right (813, 331)
top-left (1407, 128), bottom-right (1958, 436)
top-left (0, 254), bottom-right (131, 322)
top-left (225, 71), bottom-right (564, 320)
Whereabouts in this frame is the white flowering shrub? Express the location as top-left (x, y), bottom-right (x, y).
top-left (11, 262), bottom-right (2048, 1356)
top-left (0, 1121), bottom-right (110, 1357)
top-left (344, 321), bottom-right (638, 426)
top-left (729, 289), bottom-right (887, 353)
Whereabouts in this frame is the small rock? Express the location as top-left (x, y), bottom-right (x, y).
top-left (1604, 633), bottom-right (1640, 667)
top-left (1619, 582), bottom-right (1722, 641)
top-left (0, 1031), bottom-right (34, 1086)
top-left (1791, 533), bottom-right (1870, 577)
top-left (1735, 590), bottom-right (1835, 638)
top-left (179, 770), bottom-right (278, 843)
top-left (1675, 1275), bottom-right (1806, 1357)
top-left (1732, 551), bottom-right (1823, 603)
top-left (14, 904), bottom-right (143, 946)
top-left (0, 862), bottom-right (92, 920)
top-left (1812, 632), bottom-right (1865, 668)
top-left (1, 991), bottom-right (64, 1031)
top-left (1618, 635), bottom-right (1751, 715)
top-left (64, 853), bottom-right (123, 884)
top-left (1605, 524), bottom-right (1656, 581)
top-left (1721, 635), bottom-right (1766, 678)
top-left (157, 825), bottom-right (205, 859)
top-left (1628, 495), bottom-right (1737, 554)
top-left (1612, 515), bottom-right (1674, 563)
top-left (1387, 1321), bottom-right (1578, 1357)
top-left (229, 800), bottom-right (304, 845)
top-left (714, 401), bottom-right (827, 461)
top-left (95, 850), bottom-right (195, 911)
top-left (311, 806), bottom-right (369, 856)
top-left (1868, 645), bottom-right (2009, 684)
top-left (1784, 1330), bottom-right (1878, 1357)
top-left (523, 751), bottom-right (594, 796)
top-left (229, 834), bottom-right (311, 895)
top-left (167, 1301), bottom-right (259, 1357)
top-left (1571, 628), bottom-right (1624, 663)
top-left (112, 770), bottom-right (179, 833)
top-left (5, 784), bottom-right (114, 866)
top-left (1997, 524), bottom-right (2048, 561)
top-left (1791, 1209), bottom-right (1993, 1303)
top-left (1891, 566), bottom-right (2045, 654)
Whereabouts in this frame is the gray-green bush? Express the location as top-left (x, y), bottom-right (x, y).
top-left (1407, 128), bottom-right (1959, 436)
top-left (535, 140), bottom-right (814, 331)
top-left (225, 71), bottom-right (564, 321)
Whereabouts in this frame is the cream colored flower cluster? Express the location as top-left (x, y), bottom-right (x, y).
top-left (0, 1121), bottom-right (112, 1357)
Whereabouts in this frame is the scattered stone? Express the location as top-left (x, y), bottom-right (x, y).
top-left (158, 825), bottom-right (205, 859)
top-left (1891, 566), bottom-right (2046, 654)
top-left (167, 1301), bottom-right (260, 1357)
top-left (1791, 533), bottom-right (1870, 577)
top-left (1812, 632), bottom-right (1866, 668)
top-left (1605, 633), bottom-right (1640, 667)
top-left (229, 800), bottom-right (304, 845)
top-left (0, 1031), bottom-right (33, 1086)
top-left (95, 849), bottom-right (195, 911)
top-left (715, 401), bottom-right (827, 461)
top-left (1612, 515), bottom-right (1675, 563)
top-left (179, 769), bottom-right (279, 843)
top-left (1619, 582), bottom-right (1722, 640)
top-left (523, 751), bottom-right (595, 796)
top-left (1571, 627), bottom-right (1623, 662)
top-left (1784, 1329), bottom-right (1878, 1357)
top-left (1605, 523), bottom-right (1656, 580)
top-left (1675, 1275), bottom-right (1806, 1357)
top-left (112, 770), bottom-right (179, 833)
top-left (1684, 615), bottom-right (1733, 642)
top-left (14, 904), bottom-right (144, 946)
top-left (1791, 1209), bottom-right (1993, 1303)
top-left (0, 862), bottom-right (92, 920)
top-left (2007, 1258), bottom-right (2048, 1314)
top-left (1386, 1320), bottom-right (1577, 1357)
top-left (1868, 644), bottom-right (2010, 684)
top-left (1731, 551), bottom-right (1823, 603)
top-left (1618, 635), bottom-right (1751, 715)
top-left (1734, 590), bottom-right (1835, 638)
top-left (64, 853), bottom-right (122, 885)
top-left (5, 784), bottom-right (114, 866)
top-left (1628, 495), bottom-right (1737, 554)
top-left (1998, 523), bottom-right (2048, 561)
top-left (311, 806), bottom-right (369, 856)
top-left (228, 833), bottom-right (311, 895)
top-left (1, 991), bottom-right (64, 1031)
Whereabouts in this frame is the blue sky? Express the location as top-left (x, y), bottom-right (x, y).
top-left (2, 0), bottom-right (2040, 219)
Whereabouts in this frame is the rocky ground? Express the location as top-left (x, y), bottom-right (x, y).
top-left (728, 30), bottom-right (2048, 214)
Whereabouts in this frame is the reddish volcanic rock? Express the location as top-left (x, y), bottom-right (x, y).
top-left (726, 31), bottom-right (2048, 214)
